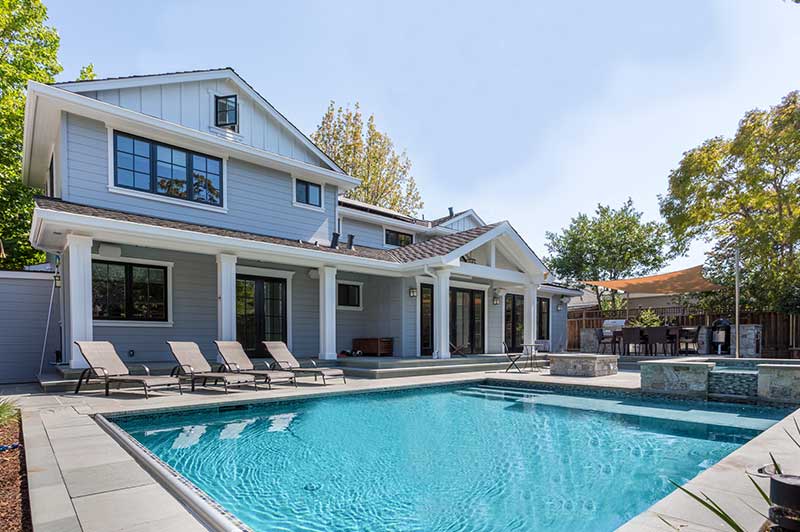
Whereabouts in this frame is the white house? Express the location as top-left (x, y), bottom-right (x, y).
top-left (21, 68), bottom-right (579, 372)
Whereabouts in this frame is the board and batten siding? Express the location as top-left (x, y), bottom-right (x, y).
top-left (80, 79), bottom-right (327, 169)
top-left (0, 273), bottom-right (60, 383)
top-left (339, 218), bottom-right (386, 249)
top-left (62, 113), bottom-right (336, 245)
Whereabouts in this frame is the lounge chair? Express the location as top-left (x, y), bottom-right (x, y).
top-left (213, 341), bottom-right (297, 389)
top-left (167, 341), bottom-right (257, 393)
top-left (262, 341), bottom-right (346, 385)
top-left (73, 341), bottom-right (182, 398)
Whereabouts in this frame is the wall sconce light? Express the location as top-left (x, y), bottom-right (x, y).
top-left (493, 296), bottom-right (501, 305)
top-left (408, 287), bottom-right (417, 298)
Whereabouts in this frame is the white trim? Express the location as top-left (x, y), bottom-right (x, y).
top-left (106, 126), bottom-right (229, 213)
top-left (319, 266), bottom-right (337, 359)
top-left (91, 253), bottom-right (175, 328)
top-left (66, 234), bottom-right (93, 368)
top-left (537, 284), bottom-right (582, 297)
top-left (336, 280), bottom-right (363, 311)
top-left (24, 81), bottom-right (358, 189)
top-left (291, 176), bottom-right (325, 213)
top-left (438, 209), bottom-right (486, 229)
top-left (450, 279), bottom-right (490, 291)
top-left (0, 271), bottom-right (54, 280)
top-left (339, 206), bottom-right (424, 235)
top-left (216, 254), bottom-right (237, 344)
top-left (235, 265), bottom-right (294, 350)
top-left (51, 69), bottom-right (345, 174)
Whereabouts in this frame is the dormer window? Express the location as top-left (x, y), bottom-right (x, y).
top-left (385, 229), bottom-right (413, 247)
top-left (215, 95), bottom-right (238, 129)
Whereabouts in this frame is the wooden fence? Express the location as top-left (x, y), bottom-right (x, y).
top-left (567, 306), bottom-right (800, 357)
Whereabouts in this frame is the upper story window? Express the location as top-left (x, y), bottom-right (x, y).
top-left (295, 179), bottom-right (322, 208)
top-left (385, 229), bottom-right (413, 247)
top-left (114, 132), bottom-right (223, 207)
top-left (215, 95), bottom-right (238, 130)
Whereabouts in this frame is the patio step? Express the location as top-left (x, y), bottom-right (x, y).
top-left (339, 360), bottom-right (547, 379)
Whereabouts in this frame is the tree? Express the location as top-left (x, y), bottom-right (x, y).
top-left (0, 0), bottom-right (61, 270)
top-left (659, 91), bottom-right (800, 312)
top-left (545, 199), bottom-right (673, 309)
top-left (311, 102), bottom-right (423, 216)
top-left (77, 63), bottom-right (96, 80)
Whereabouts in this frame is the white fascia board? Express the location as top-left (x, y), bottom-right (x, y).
top-left (454, 263), bottom-right (529, 284)
top-left (24, 82), bottom-right (359, 190)
top-left (538, 284), bottom-right (583, 297)
top-left (32, 206), bottom-right (406, 274)
top-left (52, 69), bottom-right (345, 174)
top-left (338, 206), bottom-right (426, 234)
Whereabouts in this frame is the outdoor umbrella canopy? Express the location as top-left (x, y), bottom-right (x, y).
top-left (582, 265), bottom-right (722, 294)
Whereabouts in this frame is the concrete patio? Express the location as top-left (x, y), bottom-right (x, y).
top-left (5, 368), bottom-right (796, 532)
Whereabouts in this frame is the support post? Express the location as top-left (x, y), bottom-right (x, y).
top-left (216, 254), bottom-right (237, 345)
top-left (433, 269), bottom-right (451, 359)
top-left (319, 266), bottom-right (337, 360)
top-left (66, 234), bottom-right (93, 369)
top-left (524, 283), bottom-right (538, 349)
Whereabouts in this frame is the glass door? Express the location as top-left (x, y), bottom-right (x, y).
top-left (236, 275), bottom-right (287, 356)
top-left (449, 287), bottom-right (485, 354)
top-left (537, 297), bottom-right (550, 341)
top-left (420, 284), bottom-right (434, 356)
top-left (504, 294), bottom-right (525, 352)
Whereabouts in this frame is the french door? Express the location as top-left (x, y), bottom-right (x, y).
top-left (236, 275), bottom-right (287, 356)
top-left (420, 284), bottom-right (434, 356)
top-left (504, 294), bottom-right (525, 352)
top-left (449, 288), bottom-right (484, 354)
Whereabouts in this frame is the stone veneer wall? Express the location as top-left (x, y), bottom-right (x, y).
top-left (758, 365), bottom-right (800, 403)
top-left (708, 371), bottom-right (758, 397)
top-left (549, 354), bottom-right (618, 377)
top-left (699, 324), bottom-right (762, 356)
top-left (640, 361), bottom-right (714, 399)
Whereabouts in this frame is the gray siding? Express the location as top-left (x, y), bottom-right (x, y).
top-left (82, 79), bottom-right (327, 169)
top-left (335, 273), bottom-right (404, 355)
top-left (401, 277), bottom-right (418, 357)
top-left (547, 294), bottom-right (568, 353)
top-left (0, 275), bottom-right (61, 383)
top-left (487, 288), bottom-right (504, 354)
top-left (91, 246), bottom-right (218, 364)
top-left (62, 113), bottom-right (336, 245)
top-left (339, 218), bottom-right (385, 249)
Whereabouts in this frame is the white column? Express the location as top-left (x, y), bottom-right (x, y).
top-left (319, 265), bottom-right (337, 360)
top-left (66, 234), bottom-right (93, 369)
top-left (523, 283), bottom-right (538, 347)
top-left (216, 254), bottom-right (237, 345)
top-left (433, 269), bottom-right (451, 359)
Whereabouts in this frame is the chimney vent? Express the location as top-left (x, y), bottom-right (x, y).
top-left (330, 232), bottom-right (340, 249)
top-left (448, 207), bottom-right (454, 217)
top-left (347, 234), bottom-right (355, 250)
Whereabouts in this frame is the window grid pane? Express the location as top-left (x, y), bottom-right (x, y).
top-left (92, 261), bottom-right (167, 322)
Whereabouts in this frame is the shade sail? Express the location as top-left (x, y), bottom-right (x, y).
top-left (583, 265), bottom-right (722, 294)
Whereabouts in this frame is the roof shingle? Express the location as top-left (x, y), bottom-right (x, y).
top-left (34, 197), bottom-right (498, 264)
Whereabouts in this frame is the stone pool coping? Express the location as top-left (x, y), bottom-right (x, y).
top-left (10, 369), bottom-right (797, 532)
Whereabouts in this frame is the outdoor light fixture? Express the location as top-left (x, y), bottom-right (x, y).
top-left (493, 296), bottom-right (501, 305)
top-left (408, 287), bottom-right (417, 298)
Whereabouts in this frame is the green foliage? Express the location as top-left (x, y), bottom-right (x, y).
top-left (77, 62), bottom-right (96, 80)
top-left (545, 198), bottom-right (673, 309)
top-left (0, 398), bottom-right (17, 427)
top-left (311, 102), bottom-right (424, 217)
top-left (660, 91), bottom-right (800, 312)
top-left (629, 308), bottom-right (662, 328)
top-left (0, 0), bottom-right (61, 270)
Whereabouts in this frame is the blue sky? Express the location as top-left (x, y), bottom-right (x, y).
top-left (46, 1), bottom-right (800, 272)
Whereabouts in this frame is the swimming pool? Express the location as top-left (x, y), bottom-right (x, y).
top-left (112, 383), bottom-right (790, 532)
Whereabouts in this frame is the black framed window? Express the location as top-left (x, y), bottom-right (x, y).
top-left (295, 179), bottom-right (322, 207)
top-left (215, 94), bottom-right (238, 129)
top-left (337, 282), bottom-right (361, 309)
top-left (92, 260), bottom-right (168, 322)
top-left (537, 297), bottom-right (550, 340)
top-left (385, 229), bottom-right (413, 247)
top-left (114, 132), bottom-right (223, 207)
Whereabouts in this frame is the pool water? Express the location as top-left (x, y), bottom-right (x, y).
top-left (114, 384), bottom-right (790, 532)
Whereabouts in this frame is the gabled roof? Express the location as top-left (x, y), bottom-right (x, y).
top-left (386, 224), bottom-right (500, 262)
top-left (51, 67), bottom-right (344, 175)
top-left (430, 208), bottom-right (486, 227)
